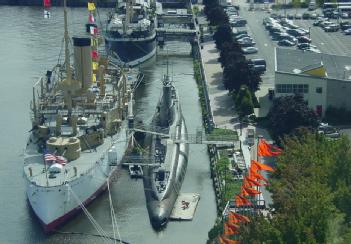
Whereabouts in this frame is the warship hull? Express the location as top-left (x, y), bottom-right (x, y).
top-left (27, 173), bottom-right (110, 232)
top-left (105, 33), bottom-right (156, 66)
top-left (25, 129), bottom-right (128, 232)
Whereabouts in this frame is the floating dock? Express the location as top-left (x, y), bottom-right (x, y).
top-left (170, 193), bottom-right (200, 221)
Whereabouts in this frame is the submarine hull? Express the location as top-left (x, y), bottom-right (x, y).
top-left (143, 115), bottom-right (189, 229)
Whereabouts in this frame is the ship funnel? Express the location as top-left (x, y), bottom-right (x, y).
top-left (73, 37), bottom-right (92, 91)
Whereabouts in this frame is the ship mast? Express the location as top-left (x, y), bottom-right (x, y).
top-left (64, 0), bottom-right (71, 81)
top-left (124, 0), bottom-right (133, 34)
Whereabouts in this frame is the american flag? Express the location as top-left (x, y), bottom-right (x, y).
top-left (44, 153), bottom-right (56, 162)
top-left (56, 156), bottom-right (67, 166)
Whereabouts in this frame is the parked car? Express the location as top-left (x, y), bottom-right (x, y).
top-left (278, 39), bottom-right (296, 46)
top-left (238, 40), bottom-right (256, 47)
top-left (287, 14), bottom-right (294, 19)
top-left (324, 24), bottom-right (339, 32)
top-left (287, 29), bottom-right (305, 37)
top-left (344, 28), bottom-right (351, 35)
top-left (297, 43), bottom-right (317, 50)
top-left (341, 12), bottom-right (349, 19)
top-left (297, 36), bottom-right (312, 43)
top-left (305, 47), bottom-right (321, 53)
top-left (242, 47), bottom-right (258, 54)
top-left (302, 12), bottom-right (310, 19)
top-left (249, 64), bottom-right (266, 73)
top-left (340, 21), bottom-right (351, 31)
top-left (270, 13), bottom-right (279, 19)
top-left (310, 13), bottom-right (318, 19)
top-left (235, 34), bottom-right (251, 40)
top-left (276, 32), bottom-right (289, 40)
top-left (248, 58), bottom-right (266, 67)
top-left (271, 31), bottom-right (284, 40)
top-left (295, 13), bottom-right (302, 19)
top-left (320, 21), bottom-right (333, 28)
top-left (284, 35), bottom-right (297, 43)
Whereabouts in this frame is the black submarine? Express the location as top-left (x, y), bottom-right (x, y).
top-left (143, 70), bottom-right (189, 229)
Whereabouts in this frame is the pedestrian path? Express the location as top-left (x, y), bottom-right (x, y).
top-left (200, 41), bottom-right (235, 129)
top-left (199, 38), bottom-right (273, 207)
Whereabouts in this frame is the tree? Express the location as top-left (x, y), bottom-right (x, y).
top-left (213, 24), bottom-right (232, 50)
top-left (240, 132), bottom-right (351, 243)
top-left (218, 41), bottom-right (243, 68)
top-left (235, 85), bottom-right (254, 117)
top-left (209, 7), bottom-right (228, 26)
top-left (267, 94), bottom-right (318, 140)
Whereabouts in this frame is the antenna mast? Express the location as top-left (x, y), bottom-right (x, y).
top-left (64, 0), bottom-right (71, 81)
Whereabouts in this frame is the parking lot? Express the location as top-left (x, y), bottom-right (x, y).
top-left (233, 1), bottom-right (351, 87)
top-left (225, 1), bottom-right (351, 116)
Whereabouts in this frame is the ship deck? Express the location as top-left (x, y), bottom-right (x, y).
top-left (24, 126), bottom-right (128, 187)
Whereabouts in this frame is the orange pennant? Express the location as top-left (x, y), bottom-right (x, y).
top-left (243, 186), bottom-right (261, 196)
top-left (229, 212), bottom-right (250, 223)
top-left (224, 222), bottom-right (239, 235)
top-left (235, 195), bottom-right (253, 207)
top-left (219, 235), bottom-right (239, 244)
top-left (245, 175), bottom-right (265, 186)
top-left (258, 139), bottom-right (282, 156)
top-left (251, 160), bottom-right (275, 172)
top-left (249, 168), bottom-right (268, 183)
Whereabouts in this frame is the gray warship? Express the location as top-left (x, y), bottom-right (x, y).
top-left (143, 69), bottom-right (189, 229)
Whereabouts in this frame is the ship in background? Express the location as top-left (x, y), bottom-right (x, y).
top-left (142, 64), bottom-right (189, 229)
top-left (105, 0), bottom-right (160, 66)
top-left (24, 0), bottom-right (135, 231)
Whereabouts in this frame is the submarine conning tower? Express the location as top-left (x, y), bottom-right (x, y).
top-left (159, 74), bottom-right (172, 127)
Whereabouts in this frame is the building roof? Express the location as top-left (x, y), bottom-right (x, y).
top-left (275, 48), bottom-right (351, 80)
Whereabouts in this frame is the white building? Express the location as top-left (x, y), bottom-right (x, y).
top-left (274, 48), bottom-right (351, 116)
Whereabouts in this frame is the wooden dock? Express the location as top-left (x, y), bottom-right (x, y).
top-left (170, 193), bottom-right (200, 221)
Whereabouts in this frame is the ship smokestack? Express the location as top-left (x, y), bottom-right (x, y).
top-left (73, 37), bottom-right (92, 91)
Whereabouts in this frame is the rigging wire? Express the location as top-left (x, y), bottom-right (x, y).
top-left (67, 184), bottom-right (111, 244)
top-left (107, 180), bottom-right (123, 244)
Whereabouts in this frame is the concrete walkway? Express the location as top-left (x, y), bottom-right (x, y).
top-left (200, 40), bottom-right (273, 208)
top-left (200, 41), bottom-right (235, 129)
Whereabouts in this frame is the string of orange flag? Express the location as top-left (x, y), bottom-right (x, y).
top-left (219, 138), bottom-right (282, 243)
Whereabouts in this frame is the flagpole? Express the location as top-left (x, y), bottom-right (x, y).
top-left (256, 135), bottom-right (263, 211)
top-left (44, 154), bottom-right (49, 186)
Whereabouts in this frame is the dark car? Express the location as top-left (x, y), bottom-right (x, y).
top-left (247, 58), bottom-right (266, 67)
top-left (344, 29), bottom-right (351, 35)
top-left (287, 29), bottom-right (306, 37)
top-left (297, 36), bottom-right (312, 43)
top-left (249, 64), bottom-right (266, 73)
top-left (287, 14), bottom-right (294, 19)
top-left (302, 12), bottom-right (310, 19)
top-left (340, 21), bottom-right (351, 31)
top-left (297, 43), bottom-right (316, 50)
top-left (278, 39), bottom-right (296, 46)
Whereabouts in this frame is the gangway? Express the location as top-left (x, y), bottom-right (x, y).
top-left (132, 127), bottom-right (238, 145)
top-left (156, 27), bottom-right (197, 43)
top-left (121, 126), bottom-right (238, 166)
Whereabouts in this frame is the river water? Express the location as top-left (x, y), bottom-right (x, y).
top-left (0, 6), bottom-right (216, 244)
